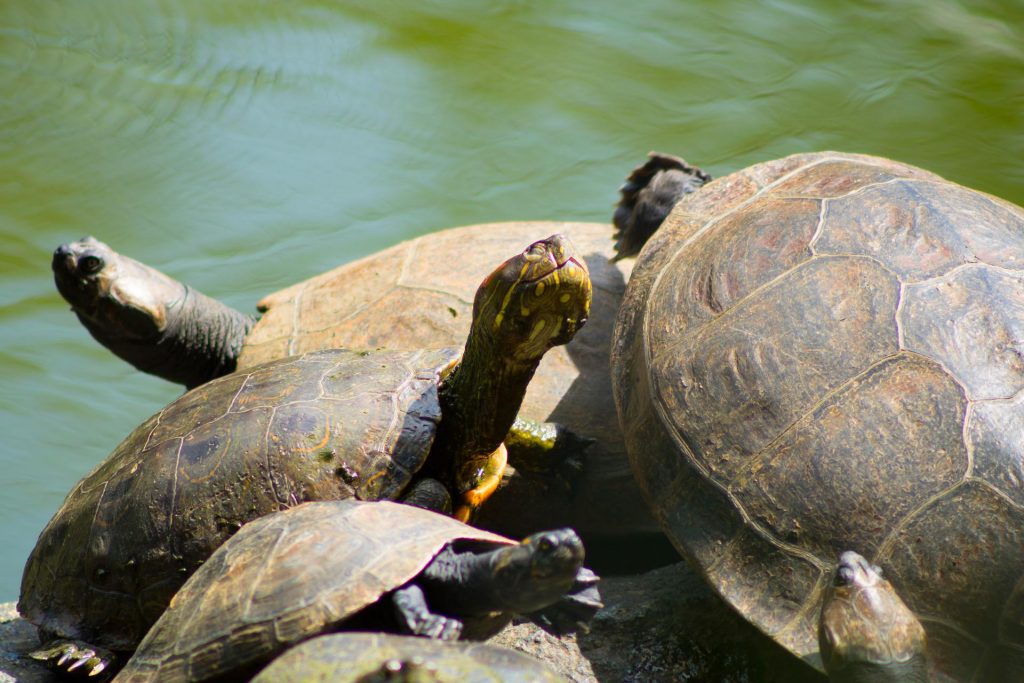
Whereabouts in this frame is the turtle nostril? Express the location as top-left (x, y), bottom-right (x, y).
top-left (52, 245), bottom-right (74, 270)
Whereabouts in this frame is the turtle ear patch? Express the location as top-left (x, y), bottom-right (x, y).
top-left (109, 277), bottom-right (168, 335)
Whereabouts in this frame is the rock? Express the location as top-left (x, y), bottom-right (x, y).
top-left (0, 603), bottom-right (54, 683)
top-left (490, 562), bottom-right (826, 683)
top-left (1, 563), bottom-right (826, 681)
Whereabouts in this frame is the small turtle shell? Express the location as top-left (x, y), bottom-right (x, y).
top-left (115, 501), bottom-right (511, 683)
top-left (249, 632), bottom-right (567, 683)
top-left (612, 152), bottom-right (1024, 681)
top-left (20, 348), bottom-right (456, 650)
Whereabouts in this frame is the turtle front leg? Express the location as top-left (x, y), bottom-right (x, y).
top-left (400, 477), bottom-right (453, 515)
top-left (391, 584), bottom-right (463, 641)
top-left (31, 639), bottom-right (114, 678)
top-left (453, 443), bottom-right (507, 523)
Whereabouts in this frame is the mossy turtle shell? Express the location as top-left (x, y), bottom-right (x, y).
top-left (250, 633), bottom-right (567, 683)
top-left (116, 501), bottom-right (512, 683)
top-left (611, 152), bottom-right (1024, 682)
top-left (238, 221), bottom-right (651, 538)
top-left (20, 348), bottom-right (456, 651)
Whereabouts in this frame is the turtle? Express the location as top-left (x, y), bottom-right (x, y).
top-left (610, 151), bottom-right (1024, 682)
top-left (49, 217), bottom-right (698, 548)
top-left (21, 233), bottom-right (591, 673)
top-left (819, 551), bottom-right (928, 683)
top-left (110, 500), bottom-right (597, 682)
top-left (248, 633), bottom-right (567, 683)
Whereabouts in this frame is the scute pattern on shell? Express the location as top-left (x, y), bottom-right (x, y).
top-left (19, 348), bottom-right (456, 650)
top-left (117, 501), bottom-right (510, 683)
top-left (611, 151), bottom-right (1024, 682)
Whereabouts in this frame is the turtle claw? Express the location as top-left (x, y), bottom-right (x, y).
top-left (421, 614), bottom-right (463, 641)
top-left (31, 639), bottom-right (114, 679)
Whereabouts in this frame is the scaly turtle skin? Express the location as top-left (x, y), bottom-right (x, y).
top-left (22, 234), bottom-right (591, 674)
top-left (113, 500), bottom-right (594, 683)
top-left (819, 552), bottom-right (928, 683)
top-left (52, 219), bottom-right (705, 540)
top-left (611, 151), bottom-right (1024, 682)
top-left (249, 633), bottom-right (568, 683)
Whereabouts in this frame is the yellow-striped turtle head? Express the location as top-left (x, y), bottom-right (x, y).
top-left (472, 234), bottom-right (591, 363)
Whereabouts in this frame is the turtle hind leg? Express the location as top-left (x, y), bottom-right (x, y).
top-left (31, 639), bottom-right (115, 678)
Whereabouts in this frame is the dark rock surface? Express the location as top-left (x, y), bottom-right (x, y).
top-left (492, 562), bottom-right (825, 683)
top-left (1, 562), bottom-right (825, 682)
top-left (0, 603), bottom-right (52, 683)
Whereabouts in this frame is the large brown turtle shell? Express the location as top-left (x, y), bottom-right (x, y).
top-left (611, 152), bottom-right (1024, 681)
top-left (239, 221), bottom-right (653, 538)
top-left (116, 501), bottom-right (511, 683)
top-left (249, 633), bottom-right (567, 683)
top-left (20, 348), bottom-right (456, 651)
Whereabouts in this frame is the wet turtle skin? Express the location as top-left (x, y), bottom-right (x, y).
top-left (611, 151), bottom-right (1024, 682)
top-left (819, 552), bottom-right (928, 683)
top-left (248, 633), bottom-right (567, 683)
top-left (113, 500), bottom-right (579, 682)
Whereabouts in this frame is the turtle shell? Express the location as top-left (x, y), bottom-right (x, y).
top-left (611, 152), bottom-right (1024, 681)
top-left (115, 500), bottom-right (512, 683)
top-left (249, 633), bottom-right (567, 683)
top-left (239, 221), bottom-right (652, 538)
top-left (19, 348), bottom-right (456, 651)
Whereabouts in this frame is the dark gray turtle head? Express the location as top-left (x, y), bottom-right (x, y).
top-left (51, 236), bottom-right (254, 388)
top-left (471, 234), bottom-right (591, 364)
top-left (819, 551), bottom-right (929, 683)
top-left (52, 236), bottom-right (176, 342)
top-left (488, 528), bottom-right (584, 614)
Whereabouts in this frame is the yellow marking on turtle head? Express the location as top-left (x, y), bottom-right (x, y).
top-left (492, 262), bottom-right (530, 332)
top-left (559, 293), bottom-right (571, 303)
top-left (528, 318), bottom-right (547, 342)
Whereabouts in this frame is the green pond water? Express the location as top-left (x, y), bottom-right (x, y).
top-left (1, 0), bottom-right (1022, 607)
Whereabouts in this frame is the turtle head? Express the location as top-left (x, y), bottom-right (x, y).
top-left (52, 236), bottom-right (181, 342)
top-left (819, 551), bottom-right (928, 678)
top-left (471, 234), bottom-right (591, 364)
top-left (487, 528), bottom-right (584, 613)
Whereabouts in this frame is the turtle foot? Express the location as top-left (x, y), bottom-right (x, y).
top-left (505, 418), bottom-right (590, 481)
top-left (30, 639), bottom-right (114, 678)
top-left (612, 151), bottom-right (711, 259)
top-left (528, 567), bottom-right (603, 636)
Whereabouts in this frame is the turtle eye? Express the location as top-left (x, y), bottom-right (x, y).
top-left (79, 254), bottom-right (104, 275)
top-left (537, 536), bottom-right (554, 552)
top-left (527, 241), bottom-right (548, 258)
